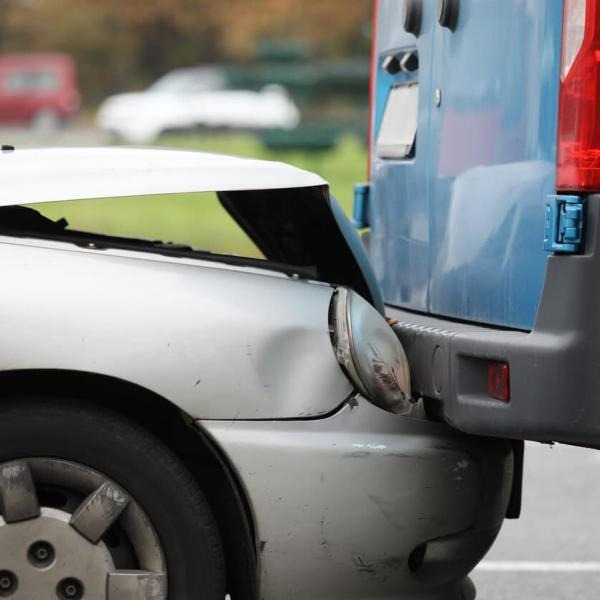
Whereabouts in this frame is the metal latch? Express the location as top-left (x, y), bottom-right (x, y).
top-left (544, 194), bottom-right (584, 253)
top-left (353, 183), bottom-right (371, 229)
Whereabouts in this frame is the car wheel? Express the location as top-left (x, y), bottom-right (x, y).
top-left (30, 109), bottom-right (62, 133)
top-left (0, 399), bottom-right (226, 599)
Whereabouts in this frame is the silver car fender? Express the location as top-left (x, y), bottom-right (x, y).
top-left (0, 237), bottom-right (352, 419)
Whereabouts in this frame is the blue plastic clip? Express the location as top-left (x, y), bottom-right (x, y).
top-left (353, 183), bottom-right (371, 229)
top-left (544, 194), bottom-right (584, 253)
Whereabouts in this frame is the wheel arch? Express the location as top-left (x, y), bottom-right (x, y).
top-left (0, 368), bottom-right (258, 599)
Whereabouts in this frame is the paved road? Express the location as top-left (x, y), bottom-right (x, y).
top-left (0, 126), bottom-right (109, 148)
top-left (473, 442), bottom-right (600, 599)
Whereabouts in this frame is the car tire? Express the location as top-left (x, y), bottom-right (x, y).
top-left (459, 576), bottom-right (476, 600)
top-left (0, 398), bottom-right (226, 599)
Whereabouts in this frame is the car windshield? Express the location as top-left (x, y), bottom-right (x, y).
top-left (149, 68), bottom-right (226, 93)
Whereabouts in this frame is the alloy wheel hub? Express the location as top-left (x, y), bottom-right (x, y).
top-left (0, 459), bottom-right (166, 599)
top-left (0, 508), bottom-right (114, 598)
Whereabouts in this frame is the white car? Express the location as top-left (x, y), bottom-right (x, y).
top-left (96, 67), bottom-right (301, 143)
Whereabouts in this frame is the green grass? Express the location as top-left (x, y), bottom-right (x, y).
top-left (32, 132), bottom-right (367, 256)
top-left (156, 132), bottom-right (367, 213)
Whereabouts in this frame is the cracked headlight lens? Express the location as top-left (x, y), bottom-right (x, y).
top-left (330, 287), bottom-right (412, 414)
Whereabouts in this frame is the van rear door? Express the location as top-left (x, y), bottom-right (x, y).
top-left (370, 0), bottom-right (563, 330)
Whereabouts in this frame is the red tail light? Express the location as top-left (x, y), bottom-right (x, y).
top-left (367, 0), bottom-right (379, 178)
top-left (557, 0), bottom-right (600, 191)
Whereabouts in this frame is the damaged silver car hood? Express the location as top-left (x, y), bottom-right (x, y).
top-left (0, 147), bottom-right (326, 204)
top-left (0, 146), bottom-right (383, 312)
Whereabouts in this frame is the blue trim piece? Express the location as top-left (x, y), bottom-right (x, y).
top-left (544, 195), bottom-right (584, 254)
top-left (352, 183), bottom-right (371, 228)
top-left (329, 195), bottom-right (385, 315)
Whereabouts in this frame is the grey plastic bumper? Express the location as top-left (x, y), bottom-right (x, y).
top-left (201, 398), bottom-right (513, 600)
top-left (388, 195), bottom-right (600, 446)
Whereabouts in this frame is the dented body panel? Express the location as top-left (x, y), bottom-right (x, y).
top-left (202, 398), bottom-right (513, 600)
top-left (0, 236), bottom-right (352, 419)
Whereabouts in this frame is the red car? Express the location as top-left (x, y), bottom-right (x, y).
top-left (0, 53), bottom-right (80, 130)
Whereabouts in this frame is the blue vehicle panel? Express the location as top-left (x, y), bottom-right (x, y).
top-left (370, 0), bottom-right (563, 330)
top-left (370, 0), bottom-right (434, 313)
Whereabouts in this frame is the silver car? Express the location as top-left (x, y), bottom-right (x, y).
top-left (0, 147), bottom-right (514, 599)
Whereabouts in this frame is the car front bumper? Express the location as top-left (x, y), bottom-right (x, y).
top-left (200, 397), bottom-right (514, 600)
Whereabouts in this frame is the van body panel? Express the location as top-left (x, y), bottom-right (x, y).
top-left (371, 0), bottom-right (434, 313)
top-left (371, 0), bottom-right (564, 330)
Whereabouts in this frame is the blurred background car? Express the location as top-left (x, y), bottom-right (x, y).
top-left (0, 53), bottom-right (80, 132)
top-left (96, 66), bottom-right (300, 143)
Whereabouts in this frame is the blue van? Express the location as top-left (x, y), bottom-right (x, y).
top-left (357, 0), bottom-right (600, 446)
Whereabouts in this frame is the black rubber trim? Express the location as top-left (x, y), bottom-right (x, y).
top-left (0, 228), bottom-right (317, 280)
top-left (403, 0), bottom-right (423, 36)
top-left (505, 441), bottom-right (523, 519)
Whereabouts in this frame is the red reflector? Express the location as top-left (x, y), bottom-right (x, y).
top-left (557, 0), bottom-right (600, 191)
top-left (487, 362), bottom-right (510, 403)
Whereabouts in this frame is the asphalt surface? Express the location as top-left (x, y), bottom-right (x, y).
top-left (472, 442), bottom-right (600, 599)
top-left (0, 125), bottom-right (108, 148)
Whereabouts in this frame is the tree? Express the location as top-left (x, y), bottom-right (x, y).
top-left (0, 0), bottom-right (372, 102)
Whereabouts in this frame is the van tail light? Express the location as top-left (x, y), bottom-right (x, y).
top-left (367, 0), bottom-right (379, 178)
top-left (557, 0), bottom-right (600, 191)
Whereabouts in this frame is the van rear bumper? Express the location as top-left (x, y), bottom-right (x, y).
top-left (387, 195), bottom-right (600, 447)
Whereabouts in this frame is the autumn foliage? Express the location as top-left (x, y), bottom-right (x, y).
top-left (0, 0), bottom-right (372, 102)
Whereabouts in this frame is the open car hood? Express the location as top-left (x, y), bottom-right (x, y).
top-left (219, 187), bottom-right (383, 313)
top-left (0, 147), bottom-right (383, 312)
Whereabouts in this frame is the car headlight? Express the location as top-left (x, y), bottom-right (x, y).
top-left (330, 287), bottom-right (412, 414)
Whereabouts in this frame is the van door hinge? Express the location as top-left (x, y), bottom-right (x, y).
top-left (353, 183), bottom-right (371, 228)
top-left (544, 194), bottom-right (584, 253)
